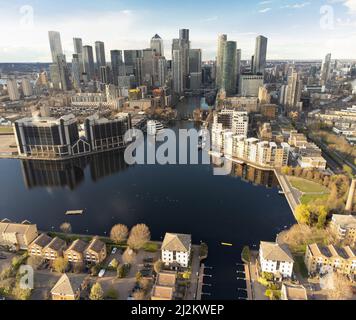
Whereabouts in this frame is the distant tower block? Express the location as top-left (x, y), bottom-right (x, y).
top-left (345, 179), bottom-right (356, 212)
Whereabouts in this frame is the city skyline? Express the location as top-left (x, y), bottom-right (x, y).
top-left (1, 0), bottom-right (356, 62)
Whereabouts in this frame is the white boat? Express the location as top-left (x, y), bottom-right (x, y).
top-left (65, 210), bottom-right (84, 216)
top-left (147, 120), bottom-right (165, 136)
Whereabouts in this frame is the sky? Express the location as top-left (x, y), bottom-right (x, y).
top-left (0, 0), bottom-right (356, 62)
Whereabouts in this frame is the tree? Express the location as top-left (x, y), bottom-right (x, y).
top-left (60, 222), bottom-right (72, 234)
top-left (325, 273), bottom-right (353, 300)
top-left (343, 165), bottom-right (353, 178)
top-left (127, 224), bottom-right (151, 250)
top-left (26, 256), bottom-right (43, 270)
top-left (52, 257), bottom-right (68, 273)
top-left (122, 248), bottom-right (136, 265)
top-left (105, 286), bottom-right (118, 300)
top-left (110, 224), bottom-right (129, 244)
top-left (295, 204), bottom-right (311, 225)
top-left (89, 282), bottom-right (104, 300)
top-left (294, 167), bottom-right (302, 177)
top-left (153, 260), bottom-right (163, 274)
top-left (11, 284), bottom-right (31, 300)
top-left (133, 289), bottom-right (146, 300)
top-left (139, 278), bottom-right (152, 292)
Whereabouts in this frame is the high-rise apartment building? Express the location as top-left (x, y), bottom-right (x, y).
top-left (110, 50), bottom-right (124, 85)
top-left (21, 78), bottom-right (33, 97)
top-left (321, 53), bottom-right (332, 85)
top-left (95, 41), bottom-right (106, 70)
top-left (7, 79), bottom-right (20, 101)
top-left (83, 45), bottom-right (95, 80)
top-left (221, 41), bottom-right (237, 96)
top-left (286, 69), bottom-right (302, 109)
top-left (253, 35), bottom-right (268, 74)
top-left (48, 31), bottom-right (63, 63)
top-left (216, 34), bottom-right (227, 89)
top-left (71, 54), bottom-right (81, 89)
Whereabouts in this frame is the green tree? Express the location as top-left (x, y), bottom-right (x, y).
top-left (89, 283), bottom-right (104, 300)
top-left (105, 286), bottom-right (118, 300)
top-left (153, 260), bottom-right (163, 274)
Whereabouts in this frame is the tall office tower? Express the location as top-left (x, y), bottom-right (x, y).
top-left (140, 49), bottom-right (155, 87)
top-left (172, 49), bottom-right (183, 94)
top-left (71, 54), bottom-right (81, 89)
top-left (124, 50), bottom-right (142, 77)
top-left (180, 29), bottom-right (190, 90)
top-left (50, 54), bottom-right (71, 91)
top-left (73, 38), bottom-right (84, 77)
top-left (110, 50), bottom-right (123, 85)
top-left (216, 34), bottom-right (227, 89)
top-left (253, 35), bottom-right (268, 74)
top-left (286, 69), bottom-right (302, 109)
top-left (6, 79), bottom-right (20, 101)
top-left (189, 49), bottom-right (202, 90)
top-left (21, 78), bottom-right (33, 97)
top-left (221, 41), bottom-right (237, 96)
top-left (95, 41), bottom-right (106, 71)
top-left (150, 34), bottom-right (164, 56)
top-left (158, 57), bottom-right (167, 87)
top-left (48, 31), bottom-right (63, 63)
top-left (82, 45), bottom-right (95, 80)
top-left (321, 53), bottom-right (332, 85)
top-left (251, 55), bottom-right (255, 73)
top-left (100, 66), bottom-right (111, 84)
top-left (236, 49), bottom-right (242, 90)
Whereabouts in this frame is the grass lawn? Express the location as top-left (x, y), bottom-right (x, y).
top-left (300, 193), bottom-right (329, 205)
top-left (288, 177), bottom-right (329, 194)
top-left (0, 127), bottom-right (13, 134)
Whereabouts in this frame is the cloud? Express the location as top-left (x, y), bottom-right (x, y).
top-left (259, 8), bottom-right (272, 13)
top-left (259, 1), bottom-right (273, 4)
top-left (281, 2), bottom-right (311, 9)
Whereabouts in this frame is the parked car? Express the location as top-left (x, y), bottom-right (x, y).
top-left (98, 269), bottom-right (106, 278)
top-left (111, 247), bottom-right (117, 254)
top-left (143, 258), bottom-right (153, 263)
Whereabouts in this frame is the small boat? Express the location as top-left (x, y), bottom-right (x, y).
top-left (65, 210), bottom-right (84, 216)
top-left (221, 242), bottom-right (233, 247)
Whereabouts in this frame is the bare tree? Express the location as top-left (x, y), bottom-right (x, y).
top-left (133, 289), bottom-right (146, 300)
top-left (325, 273), bottom-right (354, 300)
top-left (110, 224), bottom-right (129, 244)
top-left (122, 247), bottom-right (136, 265)
top-left (127, 224), bottom-right (151, 250)
top-left (60, 222), bottom-right (72, 234)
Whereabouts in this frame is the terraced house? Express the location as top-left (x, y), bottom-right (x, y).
top-left (64, 239), bottom-right (88, 263)
top-left (0, 220), bottom-right (38, 250)
top-left (84, 236), bottom-right (107, 264)
top-left (305, 243), bottom-right (356, 278)
top-left (330, 214), bottom-right (356, 245)
top-left (42, 237), bottom-right (67, 260)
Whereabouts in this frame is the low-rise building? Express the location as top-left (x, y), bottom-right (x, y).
top-left (304, 243), bottom-right (356, 277)
top-left (42, 237), bottom-right (67, 261)
top-left (84, 236), bottom-right (107, 264)
top-left (259, 241), bottom-right (294, 279)
top-left (330, 214), bottom-right (356, 245)
top-left (281, 283), bottom-right (308, 300)
top-left (64, 239), bottom-right (87, 264)
top-left (151, 271), bottom-right (177, 300)
top-left (51, 273), bottom-right (88, 300)
top-left (28, 233), bottom-right (52, 257)
top-left (0, 220), bottom-right (38, 250)
top-left (161, 233), bottom-right (191, 268)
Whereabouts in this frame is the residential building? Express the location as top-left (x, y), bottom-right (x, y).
top-left (28, 233), bottom-right (52, 257)
top-left (221, 41), bottom-right (237, 96)
top-left (321, 53), bottom-right (332, 86)
top-left (161, 233), bottom-right (191, 268)
top-left (95, 41), bottom-right (106, 70)
top-left (259, 241), bottom-right (294, 279)
top-left (64, 239), bottom-right (88, 263)
top-left (216, 34), bottom-right (227, 89)
top-left (258, 85), bottom-right (270, 104)
top-left (51, 273), bottom-right (87, 300)
top-left (305, 243), bottom-right (356, 277)
top-left (21, 78), bottom-right (33, 97)
top-left (6, 79), bottom-right (20, 101)
top-left (281, 283), bottom-right (308, 300)
top-left (42, 237), bottom-right (67, 261)
top-left (253, 35), bottom-right (268, 75)
top-left (288, 130), bottom-right (308, 147)
top-left (84, 236), bottom-right (107, 264)
top-left (0, 220), bottom-right (38, 250)
top-left (48, 31), bottom-right (63, 63)
top-left (330, 214), bottom-right (356, 245)
top-left (110, 50), bottom-right (124, 86)
top-left (286, 69), bottom-right (302, 110)
top-left (82, 45), bottom-right (95, 80)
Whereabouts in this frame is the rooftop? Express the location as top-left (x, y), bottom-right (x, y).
top-left (162, 233), bottom-right (191, 252)
top-left (260, 241), bottom-right (294, 263)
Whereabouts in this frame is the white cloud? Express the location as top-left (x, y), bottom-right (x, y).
top-left (259, 8), bottom-right (272, 13)
top-left (281, 2), bottom-right (311, 9)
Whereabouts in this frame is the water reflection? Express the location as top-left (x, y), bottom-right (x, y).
top-left (20, 150), bottom-right (129, 189)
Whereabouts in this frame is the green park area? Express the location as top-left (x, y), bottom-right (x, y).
top-left (0, 127), bottom-right (13, 134)
top-left (287, 176), bottom-right (330, 205)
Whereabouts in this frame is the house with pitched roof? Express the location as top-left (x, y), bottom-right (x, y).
top-left (28, 233), bottom-right (52, 257)
top-left (84, 236), bottom-right (107, 264)
top-left (161, 233), bottom-right (191, 268)
top-left (0, 220), bottom-right (38, 250)
top-left (43, 237), bottom-right (67, 260)
top-left (259, 241), bottom-right (294, 279)
top-left (50, 273), bottom-right (88, 300)
top-left (64, 239), bottom-right (88, 263)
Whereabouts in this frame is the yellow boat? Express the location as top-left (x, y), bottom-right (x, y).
top-left (221, 242), bottom-right (233, 246)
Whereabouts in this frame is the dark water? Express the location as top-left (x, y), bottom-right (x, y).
top-left (0, 97), bottom-right (294, 299)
